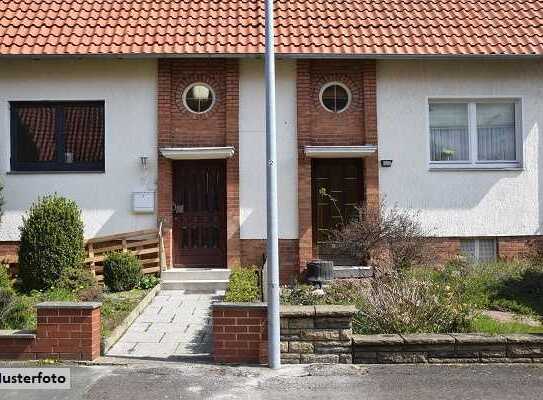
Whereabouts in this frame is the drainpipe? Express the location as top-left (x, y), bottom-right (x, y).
top-left (264, 0), bottom-right (281, 370)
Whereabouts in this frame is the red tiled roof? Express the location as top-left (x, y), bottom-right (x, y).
top-left (0, 0), bottom-right (542, 56)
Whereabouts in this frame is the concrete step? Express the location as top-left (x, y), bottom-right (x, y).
top-left (161, 268), bottom-right (230, 281)
top-left (333, 266), bottom-right (373, 279)
top-left (160, 279), bottom-right (229, 293)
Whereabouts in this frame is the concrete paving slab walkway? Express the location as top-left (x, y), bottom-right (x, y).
top-left (106, 290), bottom-right (221, 360)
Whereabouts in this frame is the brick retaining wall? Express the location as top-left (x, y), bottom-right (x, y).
top-left (213, 303), bottom-right (543, 365)
top-left (212, 303), bottom-right (356, 365)
top-left (0, 302), bottom-right (101, 361)
top-left (212, 303), bottom-right (267, 364)
top-left (353, 333), bottom-right (543, 364)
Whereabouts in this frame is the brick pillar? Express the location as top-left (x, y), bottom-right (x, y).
top-left (362, 62), bottom-right (379, 208)
top-left (35, 302), bottom-right (101, 360)
top-left (158, 157), bottom-right (173, 266)
top-left (213, 304), bottom-right (267, 364)
top-left (225, 59), bottom-right (241, 268)
top-left (297, 60), bottom-right (313, 269)
top-left (157, 59), bottom-right (174, 267)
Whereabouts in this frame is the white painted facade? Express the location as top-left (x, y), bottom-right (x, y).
top-left (1, 57), bottom-right (541, 244)
top-left (0, 59), bottom-right (158, 240)
top-left (238, 59), bottom-right (298, 239)
top-left (377, 60), bottom-right (543, 237)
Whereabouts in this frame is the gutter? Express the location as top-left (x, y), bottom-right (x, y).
top-left (0, 53), bottom-right (542, 61)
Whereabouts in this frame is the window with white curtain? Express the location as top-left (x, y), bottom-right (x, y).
top-left (460, 239), bottom-right (497, 263)
top-left (429, 99), bottom-right (521, 169)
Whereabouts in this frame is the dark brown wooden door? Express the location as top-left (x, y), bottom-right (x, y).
top-left (311, 158), bottom-right (363, 265)
top-left (173, 160), bottom-right (226, 267)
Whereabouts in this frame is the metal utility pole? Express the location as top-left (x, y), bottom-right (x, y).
top-left (264, 0), bottom-right (281, 370)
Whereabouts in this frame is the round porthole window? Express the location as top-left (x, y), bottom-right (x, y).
top-left (183, 83), bottom-right (215, 114)
top-left (319, 82), bottom-right (351, 113)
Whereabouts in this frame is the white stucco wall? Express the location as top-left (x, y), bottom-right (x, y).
top-left (0, 59), bottom-right (158, 240)
top-left (377, 60), bottom-right (543, 237)
top-left (239, 59), bottom-right (298, 239)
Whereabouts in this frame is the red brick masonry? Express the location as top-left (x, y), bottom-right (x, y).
top-left (0, 301), bottom-right (101, 361)
top-left (213, 303), bottom-right (543, 366)
top-left (213, 303), bottom-right (356, 365)
top-left (213, 303), bottom-right (267, 364)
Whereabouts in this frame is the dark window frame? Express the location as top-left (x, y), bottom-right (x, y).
top-left (10, 100), bottom-right (105, 172)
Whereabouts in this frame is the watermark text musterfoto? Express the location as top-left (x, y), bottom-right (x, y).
top-left (0, 368), bottom-right (70, 389)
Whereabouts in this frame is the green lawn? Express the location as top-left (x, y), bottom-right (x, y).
top-left (471, 315), bottom-right (543, 335)
top-left (99, 289), bottom-right (150, 337)
top-left (1, 284), bottom-right (151, 338)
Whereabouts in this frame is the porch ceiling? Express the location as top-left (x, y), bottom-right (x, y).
top-left (160, 146), bottom-right (235, 160)
top-left (304, 145), bottom-right (377, 158)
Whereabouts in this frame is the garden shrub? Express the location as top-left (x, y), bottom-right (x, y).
top-left (138, 274), bottom-right (160, 290)
top-left (0, 289), bottom-right (34, 329)
top-left (490, 298), bottom-right (536, 317)
top-left (0, 288), bottom-right (14, 316)
top-left (18, 194), bottom-right (85, 291)
top-left (354, 272), bottom-right (473, 334)
top-left (103, 251), bottom-right (142, 292)
top-left (224, 267), bottom-right (261, 302)
top-left (280, 279), bottom-right (368, 306)
top-left (327, 198), bottom-right (431, 271)
top-left (30, 287), bottom-right (77, 302)
top-left (321, 279), bottom-right (369, 305)
top-left (57, 267), bottom-right (97, 294)
top-left (426, 259), bottom-right (543, 317)
top-left (492, 265), bottom-right (543, 316)
top-left (0, 265), bottom-right (12, 289)
top-left (77, 286), bottom-right (103, 302)
top-left (280, 284), bottom-right (322, 305)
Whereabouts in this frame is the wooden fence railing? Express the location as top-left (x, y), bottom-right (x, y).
top-left (1, 227), bottom-right (167, 282)
top-left (85, 228), bottom-right (165, 281)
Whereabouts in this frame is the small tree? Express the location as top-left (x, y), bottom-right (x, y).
top-left (328, 198), bottom-right (431, 271)
top-left (18, 194), bottom-right (85, 291)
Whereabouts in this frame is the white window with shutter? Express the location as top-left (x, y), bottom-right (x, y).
top-left (428, 99), bottom-right (522, 170)
top-left (460, 238), bottom-right (497, 263)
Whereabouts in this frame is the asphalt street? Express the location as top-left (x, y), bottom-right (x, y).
top-left (1, 361), bottom-right (543, 400)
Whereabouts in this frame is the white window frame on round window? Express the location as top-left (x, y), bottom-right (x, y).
top-left (182, 82), bottom-right (216, 114)
top-left (319, 82), bottom-right (352, 113)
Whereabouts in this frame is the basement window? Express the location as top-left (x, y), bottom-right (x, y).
top-left (10, 101), bottom-right (105, 172)
top-left (460, 238), bottom-right (497, 263)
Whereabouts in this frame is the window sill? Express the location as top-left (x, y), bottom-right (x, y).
top-left (7, 170), bottom-right (105, 175)
top-left (429, 164), bottom-right (523, 172)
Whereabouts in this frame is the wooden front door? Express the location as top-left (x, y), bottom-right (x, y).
top-left (311, 158), bottom-right (363, 265)
top-left (173, 160), bottom-right (226, 267)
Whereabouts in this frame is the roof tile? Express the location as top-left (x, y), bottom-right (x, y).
top-left (0, 0), bottom-right (542, 56)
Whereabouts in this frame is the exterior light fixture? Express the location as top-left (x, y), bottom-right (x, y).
top-left (380, 160), bottom-right (393, 168)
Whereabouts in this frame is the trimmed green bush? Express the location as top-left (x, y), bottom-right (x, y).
top-left (0, 265), bottom-right (11, 289)
top-left (57, 267), bottom-right (97, 294)
top-left (0, 289), bottom-right (34, 329)
top-left (224, 267), bottom-right (261, 302)
top-left (138, 274), bottom-right (160, 290)
top-left (103, 251), bottom-right (142, 292)
top-left (18, 194), bottom-right (85, 291)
